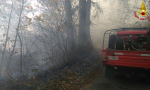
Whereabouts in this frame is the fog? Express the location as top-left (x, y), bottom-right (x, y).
top-left (91, 0), bottom-right (150, 48)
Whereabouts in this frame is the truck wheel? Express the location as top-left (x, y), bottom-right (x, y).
top-left (105, 65), bottom-right (115, 78)
top-left (116, 37), bottom-right (124, 50)
top-left (108, 35), bottom-right (116, 49)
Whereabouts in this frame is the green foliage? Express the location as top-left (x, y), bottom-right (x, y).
top-left (31, 69), bottom-right (38, 73)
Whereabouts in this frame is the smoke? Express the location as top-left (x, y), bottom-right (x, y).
top-left (90, 0), bottom-right (150, 49)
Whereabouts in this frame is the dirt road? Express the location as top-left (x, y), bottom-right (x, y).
top-left (80, 68), bottom-right (150, 90)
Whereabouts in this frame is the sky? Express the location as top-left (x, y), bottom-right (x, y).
top-left (27, 0), bottom-right (42, 18)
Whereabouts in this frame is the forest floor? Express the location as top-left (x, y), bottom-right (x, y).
top-left (0, 51), bottom-right (102, 90)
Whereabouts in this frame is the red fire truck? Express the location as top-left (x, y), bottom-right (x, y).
top-left (102, 28), bottom-right (150, 80)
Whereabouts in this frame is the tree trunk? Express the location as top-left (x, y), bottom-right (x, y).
top-left (16, 0), bottom-right (24, 75)
top-left (0, 1), bottom-right (14, 77)
top-left (65, 0), bottom-right (75, 65)
top-left (78, 0), bottom-right (93, 58)
top-left (6, 31), bottom-right (18, 76)
top-left (86, 0), bottom-right (92, 49)
top-left (78, 0), bottom-right (89, 57)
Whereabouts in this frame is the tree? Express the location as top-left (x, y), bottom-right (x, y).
top-left (86, 0), bottom-right (92, 49)
top-left (78, 0), bottom-right (87, 56)
top-left (65, 0), bottom-right (75, 64)
top-left (0, 1), bottom-right (14, 77)
top-left (78, 0), bottom-right (96, 57)
top-left (0, 0), bottom-right (42, 77)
